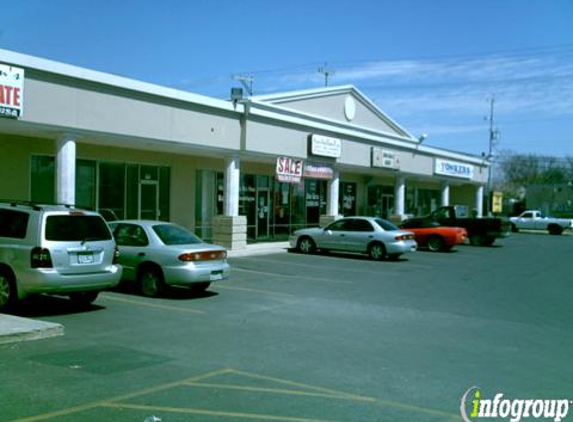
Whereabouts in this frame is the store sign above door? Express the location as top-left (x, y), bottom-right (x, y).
top-left (303, 162), bottom-right (334, 180)
top-left (310, 134), bottom-right (342, 158)
top-left (434, 158), bottom-right (474, 179)
top-left (276, 156), bottom-right (303, 183)
top-left (372, 147), bottom-right (400, 169)
top-left (0, 64), bottom-right (24, 119)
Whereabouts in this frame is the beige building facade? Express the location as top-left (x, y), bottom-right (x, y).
top-left (0, 49), bottom-right (489, 249)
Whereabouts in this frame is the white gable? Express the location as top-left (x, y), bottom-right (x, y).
top-left (253, 86), bottom-right (414, 140)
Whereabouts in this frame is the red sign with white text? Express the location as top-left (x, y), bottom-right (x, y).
top-left (0, 64), bottom-right (24, 118)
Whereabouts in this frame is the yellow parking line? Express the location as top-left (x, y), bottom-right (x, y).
top-left (102, 403), bottom-right (373, 422)
top-left (182, 382), bottom-right (373, 401)
top-left (100, 293), bottom-right (205, 314)
top-left (216, 284), bottom-right (294, 297)
top-left (232, 267), bottom-right (352, 284)
top-left (227, 369), bottom-right (374, 402)
top-left (5, 368), bottom-right (232, 422)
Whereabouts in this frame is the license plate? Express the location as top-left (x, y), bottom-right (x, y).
top-left (210, 271), bottom-right (223, 281)
top-left (78, 253), bottom-right (94, 264)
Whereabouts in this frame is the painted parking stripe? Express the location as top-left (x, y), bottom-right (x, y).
top-left (215, 284), bottom-right (295, 297)
top-left (99, 293), bottom-right (205, 314)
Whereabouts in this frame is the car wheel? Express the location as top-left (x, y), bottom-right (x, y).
top-left (297, 237), bottom-right (316, 254)
top-left (191, 282), bottom-right (211, 293)
top-left (469, 234), bottom-right (486, 246)
top-left (69, 291), bottom-right (99, 306)
top-left (0, 271), bottom-right (16, 311)
top-left (427, 235), bottom-right (445, 252)
top-left (511, 223), bottom-right (519, 233)
top-left (368, 242), bottom-right (386, 261)
top-left (139, 266), bottom-right (165, 297)
top-left (548, 225), bottom-right (563, 235)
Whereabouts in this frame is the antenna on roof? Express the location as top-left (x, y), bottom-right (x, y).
top-left (318, 62), bottom-right (335, 87)
top-left (232, 74), bottom-right (254, 96)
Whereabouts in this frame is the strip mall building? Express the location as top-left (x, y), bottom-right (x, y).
top-left (0, 49), bottom-right (489, 249)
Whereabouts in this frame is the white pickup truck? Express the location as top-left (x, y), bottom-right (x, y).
top-left (509, 210), bottom-right (572, 235)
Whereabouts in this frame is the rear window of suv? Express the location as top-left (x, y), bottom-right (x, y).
top-left (45, 215), bottom-right (112, 241)
top-left (0, 209), bottom-right (30, 239)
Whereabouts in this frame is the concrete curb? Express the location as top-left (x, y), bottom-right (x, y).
top-left (0, 314), bottom-right (64, 345)
top-left (227, 241), bottom-right (291, 258)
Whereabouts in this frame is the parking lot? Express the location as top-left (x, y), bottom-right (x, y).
top-left (1, 232), bottom-right (572, 422)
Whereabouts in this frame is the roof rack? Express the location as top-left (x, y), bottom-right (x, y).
top-left (0, 200), bottom-right (77, 211)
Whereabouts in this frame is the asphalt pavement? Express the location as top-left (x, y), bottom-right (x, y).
top-left (1, 233), bottom-right (572, 422)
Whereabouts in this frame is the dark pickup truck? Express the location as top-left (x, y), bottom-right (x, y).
top-left (411, 206), bottom-right (510, 246)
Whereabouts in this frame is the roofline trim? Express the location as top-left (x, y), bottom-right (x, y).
top-left (0, 48), bottom-right (238, 113)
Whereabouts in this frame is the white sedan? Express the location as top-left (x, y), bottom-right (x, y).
top-left (289, 216), bottom-right (417, 260)
top-left (109, 220), bottom-right (230, 297)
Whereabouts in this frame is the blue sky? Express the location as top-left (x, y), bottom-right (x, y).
top-left (2, 0), bottom-right (572, 157)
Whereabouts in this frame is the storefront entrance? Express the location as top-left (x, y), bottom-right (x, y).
top-left (139, 181), bottom-right (159, 220)
top-left (367, 185), bottom-right (394, 218)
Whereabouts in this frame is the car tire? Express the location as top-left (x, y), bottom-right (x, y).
top-left (511, 223), bottom-right (519, 233)
top-left (139, 266), bottom-right (165, 297)
top-left (427, 235), bottom-right (445, 252)
top-left (368, 242), bottom-right (386, 261)
top-left (548, 225), bottom-right (563, 235)
top-left (69, 291), bottom-right (99, 306)
top-left (297, 237), bottom-right (316, 254)
top-left (469, 234), bottom-right (486, 246)
top-left (0, 270), bottom-right (16, 311)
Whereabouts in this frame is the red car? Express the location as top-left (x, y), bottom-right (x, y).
top-left (399, 218), bottom-right (467, 252)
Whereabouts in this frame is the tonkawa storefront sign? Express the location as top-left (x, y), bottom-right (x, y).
top-left (276, 156), bottom-right (334, 183)
top-left (0, 63), bottom-right (24, 118)
top-left (434, 158), bottom-right (474, 179)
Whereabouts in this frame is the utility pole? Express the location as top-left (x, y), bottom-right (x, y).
top-left (318, 62), bottom-right (335, 87)
top-left (485, 95), bottom-right (499, 215)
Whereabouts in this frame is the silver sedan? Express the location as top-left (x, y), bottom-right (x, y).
top-left (289, 216), bottom-right (417, 260)
top-left (109, 220), bottom-right (230, 297)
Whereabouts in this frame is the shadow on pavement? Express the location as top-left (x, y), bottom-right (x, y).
top-left (5, 294), bottom-right (105, 318)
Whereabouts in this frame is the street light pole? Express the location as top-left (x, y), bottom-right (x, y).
top-left (486, 95), bottom-right (497, 215)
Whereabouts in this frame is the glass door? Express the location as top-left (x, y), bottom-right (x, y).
top-left (256, 176), bottom-right (270, 239)
top-left (139, 181), bottom-right (159, 220)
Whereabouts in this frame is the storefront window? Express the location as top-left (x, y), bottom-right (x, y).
top-left (31, 156), bottom-right (55, 204)
top-left (340, 182), bottom-right (357, 216)
top-left (99, 162), bottom-right (126, 219)
top-left (305, 179), bottom-right (326, 226)
top-left (272, 180), bottom-right (291, 237)
top-left (367, 185), bottom-right (394, 218)
top-left (239, 174), bottom-right (257, 241)
top-left (75, 159), bottom-right (96, 210)
top-left (406, 187), bottom-right (440, 216)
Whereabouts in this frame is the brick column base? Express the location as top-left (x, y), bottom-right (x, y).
top-left (212, 216), bottom-right (247, 250)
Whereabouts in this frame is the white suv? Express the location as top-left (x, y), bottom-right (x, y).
top-left (0, 201), bottom-right (122, 310)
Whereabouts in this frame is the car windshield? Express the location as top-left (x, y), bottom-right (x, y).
top-left (45, 215), bottom-right (112, 241)
top-left (374, 218), bottom-right (399, 231)
top-left (152, 224), bottom-right (203, 245)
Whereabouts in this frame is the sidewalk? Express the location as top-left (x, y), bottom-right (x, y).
top-left (0, 314), bottom-right (63, 345)
top-left (227, 241), bottom-right (291, 258)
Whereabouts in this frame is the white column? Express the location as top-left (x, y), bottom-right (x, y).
top-left (56, 135), bottom-right (76, 205)
top-left (394, 175), bottom-right (405, 216)
top-left (224, 156), bottom-right (240, 217)
top-left (326, 169), bottom-right (340, 216)
top-left (475, 185), bottom-right (484, 217)
top-left (440, 181), bottom-right (450, 207)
